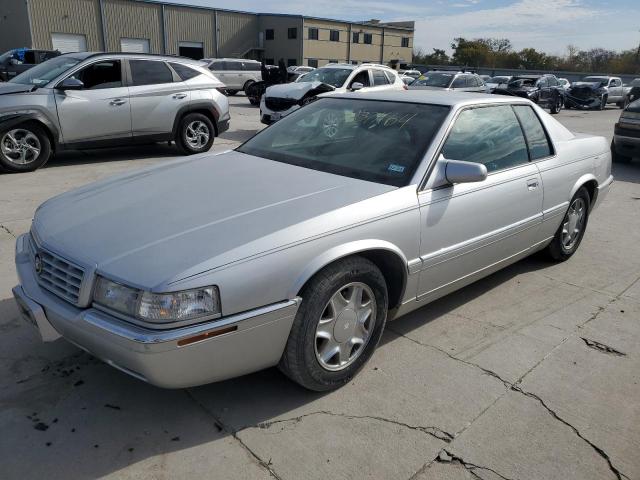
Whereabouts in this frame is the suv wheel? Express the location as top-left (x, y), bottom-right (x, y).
top-left (279, 256), bottom-right (388, 391)
top-left (0, 124), bottom-right (51, 173)
top-left (550, 95), bottom-right (563, 114)
top-left (176, 113), bottom-right (215, 155)
top-left (243, 80), bottom-right (255, 92)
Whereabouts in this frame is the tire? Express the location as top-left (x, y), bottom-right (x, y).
top-left (0, 123), bottom-right (51, 173)
top-left (242, 80), bottom-right (255, 93)
top-left (248, 96), bottom-right (260, 106)
top-left (599, 95), bottom-right (607, 110)
top-left (550, 95), bottom-right (562, 114)
top-left (279, 256), bottom-right (388, 391)
top-left (611, 139), bottom-right (631, 163)
top-left (225, 89), bottom-right (238, 96)
top-left (176, 113), bottom-right (215, 155)
top-left (546, 187), bottom-right (590, 262)
top-left (620, 96), bottom-right (630, 109)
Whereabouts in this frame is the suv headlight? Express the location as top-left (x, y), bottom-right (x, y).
top-left (93, 277), bottom-right (221, 324)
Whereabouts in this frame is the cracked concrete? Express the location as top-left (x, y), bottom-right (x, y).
top-left (0, 101), bottom-right (639, 479)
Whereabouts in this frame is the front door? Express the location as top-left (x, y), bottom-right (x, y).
top-left (417, 104), bottom-right (543, 302)
top-left (54, 59), bottom-right (131, 144)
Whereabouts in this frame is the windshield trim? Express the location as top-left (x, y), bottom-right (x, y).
top-left (236, 97), bottom-right (451, 187)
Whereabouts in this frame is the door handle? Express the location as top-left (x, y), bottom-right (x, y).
top-left (109, 99), bottom-right (126, 106)
top-left (526, 179), bottom-right (539, 191)
top-left (173, 93), bottom-right (187, 99)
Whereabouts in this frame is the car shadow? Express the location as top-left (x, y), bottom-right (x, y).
top-left (0, 255), bottom-right (553, 479)
top-left (43, 143), bottom-right (180, 169)
top-left (612, 161), bottom-right (640, 184)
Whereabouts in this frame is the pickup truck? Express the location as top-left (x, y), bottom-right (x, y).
top-left (565, 75), bottom-right (629, 110)
top-left (0, 48), bottom-right (59, 81)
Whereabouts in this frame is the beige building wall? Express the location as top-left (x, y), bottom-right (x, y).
top-left (350, 26), bottom-right (383, 64)
top-left (103, 0), bottom-right (163, 53)
top-left (29, 0), bottom-right (103, 51)
top-left (303, 19), bottom-right (349, 66)
top-left (259, 15), bottom-right (303, 65)
top-left (216, 11), bottom-right (258, 58)
top-left (164, 6), bottom-right (215, 57)
top-left (382, 28), bottom-right (412, 64)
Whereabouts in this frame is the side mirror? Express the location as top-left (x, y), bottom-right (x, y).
top-left (9, 58), bottom-right (20, 66)
top-left (445, 159), bottom-right (488, 184)
top-left (57, 78), bottom-right (84, 90)
top-left (350, 82), bottom-right (364, 91)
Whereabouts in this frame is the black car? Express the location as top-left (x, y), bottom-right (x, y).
top-left (493, 74), bottom-right (564, 114)
top-left (0, 48), bottom-right (60, 81)
top-left (612, 98), bottom-right (640, 163)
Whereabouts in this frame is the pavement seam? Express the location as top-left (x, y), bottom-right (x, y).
top-left (252, 410), bottom-right (454, 443)
top-left (183, 389), bottom-right (284, 480)
top-left (1, 224), bottom-right (16, 238)
top-left (387, 327), bottom-right (630, 480)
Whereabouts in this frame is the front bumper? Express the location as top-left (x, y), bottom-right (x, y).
top-left (565, 94), bottom-right (601, 109)
top-left (594, 175), bottom-right (614, 210)
top-left (259, 100), bottom-right (300, 125)
top-left (14, 233), bottom-right (299, 388)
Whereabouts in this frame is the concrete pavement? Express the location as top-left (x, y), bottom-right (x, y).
top-left (0, 99), bottom-right (638, 480)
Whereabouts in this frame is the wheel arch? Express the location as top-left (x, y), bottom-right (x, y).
top-left (172, 103), bottom-right (220, 138)
top-left (570, 174), bottom-right (599, 211)
top-left (0, 112), bottom-right (59, 152)
top-left (290, 240), bottom-right (409, 310)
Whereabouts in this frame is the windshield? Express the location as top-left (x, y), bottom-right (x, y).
top-left (0, 50), bottom-right (16, 63)
top-left (9, 55), bottom-right (83, 86)
top-left (296, 68), bottom-right (352, 87)
top-left (413, 73), bottom-right (453, 88)
top-left (237, 98), bottom-right (450, 187)
top-left (488, 76), bottom-right (510, 84)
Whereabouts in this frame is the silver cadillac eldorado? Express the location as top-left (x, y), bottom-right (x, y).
top-left (13, 91), bottom-right (613, 391)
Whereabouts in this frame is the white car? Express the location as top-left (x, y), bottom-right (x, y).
top-left (260, 63), bottom-right (405, 124)
top-left (203, 58), bottom-right (262, 95)
top-left (398, 69), bottom-right (421, 79)
top-left (485, 75), bottom-right (512, 92)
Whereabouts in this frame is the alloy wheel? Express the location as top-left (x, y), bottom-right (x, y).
top-left (314, 282), bottom-right (376, 371)
top-left (1, 129), bottom-right (41, 165)
top-left (561, 197), bottom-right (586, 251)
top-left (184, 121), bottom-right (210, 150)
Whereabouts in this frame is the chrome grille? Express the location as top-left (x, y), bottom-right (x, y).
top-left (33, 243), bottom-right (85, 305)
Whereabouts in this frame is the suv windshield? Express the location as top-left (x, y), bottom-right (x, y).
top-left (237, 97), bottom-right (450, 187)
top-left (296, 68), bottom-right (352, 88)
top-left (413, 73), bottom-right (453, 88)
top-left (9, 55), bottom-right (83, 86)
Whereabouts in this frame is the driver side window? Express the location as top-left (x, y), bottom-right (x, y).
top-left (441, 105), bottom-right (529, 173)
top-left (68, 60), bottom-right (122, 90)
top-left (350, 70), bottom-right (370, 88)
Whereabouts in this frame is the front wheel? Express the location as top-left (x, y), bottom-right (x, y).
top-left (176, 113), bottom-right (215, 155)
top-left (550, 95), bottom-right (563, 114)
top-left (279, 257), bottom-right (388, 391)
top-left (225, 89), bottom-right (238, 96)
top-left (546, 187), bottom-right (590, 261)
top-left (599, 95), bottom-right (607, 110)
top-left (0, 123), bottom-right (51, 173)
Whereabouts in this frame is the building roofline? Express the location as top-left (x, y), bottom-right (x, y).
top-left (105, 0), bottom-right (415, 31)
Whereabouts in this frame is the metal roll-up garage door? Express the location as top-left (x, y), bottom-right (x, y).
top-left (51, 33), bottom-right (87, 53)
top-left (120, 38), bottom-right (151, 53)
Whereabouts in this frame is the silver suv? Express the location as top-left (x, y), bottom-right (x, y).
top-left (0, 53), bottom-right (230, 172)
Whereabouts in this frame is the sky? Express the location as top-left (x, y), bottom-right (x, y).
top-left (167, 0), bottom-right (640, 56)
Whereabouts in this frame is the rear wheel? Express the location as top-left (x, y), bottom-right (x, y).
top-left (176, 113), bottom-right (215, 155)
top-left (546, 187), bottom-right (590, 261)
top-left (0, 123), bottom-right (51, 173)
top-left (242, 80), bottom-right (255, 93)
top-left (279, 257), bottom-right (388, 391)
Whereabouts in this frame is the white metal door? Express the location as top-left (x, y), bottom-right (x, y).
top-left (51, 33), bottom-right (87, 53)
top-left (120, 38), bottom-right (150, 53)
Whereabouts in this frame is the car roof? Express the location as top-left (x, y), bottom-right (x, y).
top-left (74, 52), bottom-right (203, 65)
top-left (329, 90), bottom-right (533, 107)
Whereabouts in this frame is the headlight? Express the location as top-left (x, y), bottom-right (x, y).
top-left (93, 277), bottom-right (221, 324)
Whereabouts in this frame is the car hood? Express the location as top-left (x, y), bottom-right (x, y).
top-left (265, 81), bottom-right (335, 100)
top-left (32, 151), bottom-right (394, 289)
top-left (407, 85), bottom-right (450, 91)
top-left (0, 82), bottom-right (36, 95)
top-left (570, 82), bottom-right (602, 90)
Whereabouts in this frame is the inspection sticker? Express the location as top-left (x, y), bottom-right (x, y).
top-left (388, 164), bottom-right (406, 173)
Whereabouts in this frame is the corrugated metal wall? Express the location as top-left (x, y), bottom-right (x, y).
top-left (217, 11), bottom-right (258, 58)
top-left (164, 6), bottom-right (215, 57)
top-left (29, 0), bottom-right (103, 50)
top-left (103, 0), bottom-right (163, 53)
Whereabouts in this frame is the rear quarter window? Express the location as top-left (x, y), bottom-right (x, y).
top-left (513, 105), bottom-right (553, 160)
top-left (169, 62), bottom-right (201, 81)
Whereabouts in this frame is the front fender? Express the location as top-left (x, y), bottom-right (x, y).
top-left (287, 239), bottom-right (409, 299)
top-left (0, 111), bottom-right (60, 150)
